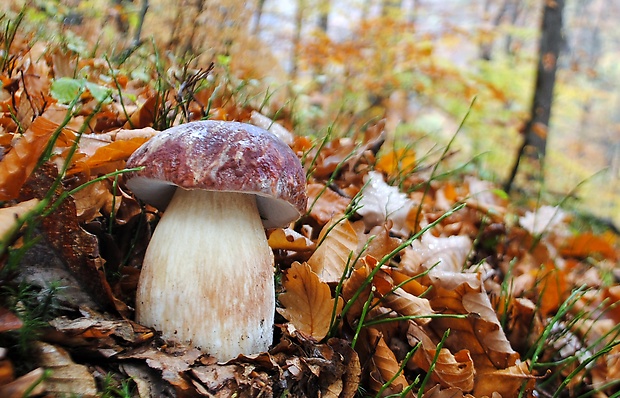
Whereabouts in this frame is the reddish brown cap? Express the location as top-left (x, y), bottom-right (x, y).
top-left (125, 120), bottom-right (307, 228)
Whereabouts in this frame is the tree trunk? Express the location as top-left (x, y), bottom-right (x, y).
top-left (505, 0), bottom-right (565, 193)
top-left (253, 0), bottom-right (267, 34)
top-left (290, 0), bottom-right (306, 83)
top-left (317, 0), bottom-right (330, 32)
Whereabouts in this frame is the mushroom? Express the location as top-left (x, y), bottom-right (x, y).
top-left (125, 120), bottom-right (306, 361)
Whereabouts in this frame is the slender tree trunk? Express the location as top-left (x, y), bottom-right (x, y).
top-left (317, 0), bottom-right (330, 32)
top-left (290, 0), bottom-right (306, 83)
top-left (253, 0), bottom-right (267, 34)
top-left (505, 0), bottom-right (565, 193)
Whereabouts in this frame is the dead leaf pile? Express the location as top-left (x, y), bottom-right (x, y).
top-left (0, 28), bottom-right (619, 398)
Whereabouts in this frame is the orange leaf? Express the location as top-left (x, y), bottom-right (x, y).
top-left (277, 262), bottom-right (343, 340)
top-left (474, 361), bottom-right (536, 397)
top-left (0, 116), bottom-right (59, 200)
top-left (560, 232), bottom-right (618, 261)
top-left (365, 328), bottom-right (411, 396)
top-left (306, 183), bottom-right (350, 225)
top-left (375, 147), bottom-right (416, 176)
top-left (69, 137), bottom-right (148, 174)
top-left (536, 263), bottom-right (568, 317)
top-left (408, 323), bottom-right (474, 392)
top-left (267, 228), bottom-right (315, 252)
top-left (380, 288), bottom-right (434, 325)
top-left (0, 199), bottom-right (39, 242)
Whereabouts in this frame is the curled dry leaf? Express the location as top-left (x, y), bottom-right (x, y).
top-left (426, 272), bottom-right (520, 371)
top-left (0, 115), bottom-right (59, 200)
top-left (407, 323), bottom-right (475, 392)
top-left (364, 327), bottom-right (411, 397)
top-left (353, 220), bottom-right (403, 262)
top-left (0, 368), bottom-right (46, 398)
top-left (379, 288), bottom-right (435, 326)
top-left (34, 342), bottom-right (98, 398)
top-left (306, 183), bottom-right (350, 225)
top-left (69, 136), bottom-right (150, 174)
top-left (0, 198), bottom-right (39, 243)
top-left (71, 180), bottom-right (113, 222)
top-left (308, 218), bottom-right (358, 284)
top-left (473, 361), bottom-right (536, 397)
top-left (268, 228), bottom-right (315, 251)
top-left (278, 262), bottom-right (343, 341)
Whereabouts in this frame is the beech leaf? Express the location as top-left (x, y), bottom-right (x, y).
top-left (308, 219), bottom-right (358, 283)
top-left (278, 262), bottom-right (343, 340)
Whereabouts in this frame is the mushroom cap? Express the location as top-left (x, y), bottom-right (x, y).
top-left (125, 120), bottom-right (307, 228)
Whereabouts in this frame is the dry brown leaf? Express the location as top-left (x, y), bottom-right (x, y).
top-left (0, 307), bottom-right (23, 333)
top-left (124, 94), bottom-right (158, 128)
top-left (408, 323), bottom-right (475, 392)
top-left (19, 164), bottom-right (126, 314)
top-left (365, 328), bottom-right (411, 397)
top-left (426, 272), bottom-right (520, 371)
top-left (34, 342), bottom-right (98, 397)
top-left (268, 228), bottom-right (315, 251)
top-left (306, 183), bottom-right (350, 225)
top-left (353, 220), bottom-right (403, 261)
top-left (0, 115), bottom-right (59, 200)
top-left (0, 368), bottom-right (46, 398)
top-left (473, 361), bottom-right (536, 397)
top-left (69, 136), bottom-right (149, 174)
top-left (380, 287), bottom-right (435, 325)
top-left (0, 198), bottom-right (39, 242)
top-left (278, 262), bottom-right (343, 341)
top-left (422, 384), bottom-right (465, 398)
top-left (71, 180), bottom-right (113, 222)
top-left (342, 263), bottom-right (373, 325)
top-left (118, 346), bottom-right (201, 392)
top-left (308, 218), bottom-right (358, 283)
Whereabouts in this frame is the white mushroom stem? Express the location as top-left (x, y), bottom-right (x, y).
top-left (136, 188), bottom-right (275, 361)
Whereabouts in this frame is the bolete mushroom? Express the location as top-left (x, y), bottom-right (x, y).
top-left (125, 120), bottom-right (306, 361)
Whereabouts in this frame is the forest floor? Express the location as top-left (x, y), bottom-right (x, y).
top-left (0, 4), bottom-right (620, 398)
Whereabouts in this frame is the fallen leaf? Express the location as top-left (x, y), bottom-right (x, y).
top-left (375, 147), bottom-right (416, 176)
top-left (364, 327), bottom-right (411, 396)
top-left (278, 262), bottom-right (343, 341)
top-left (0, 307), bottom-right (23, 333)
top-left (308, 218), bottom-right (359, 283)
top-left (473, 361), bottom-right (536, 397)
top-left (34, 342), bottom-right (98, 397)
top-left (407, 322), bottom-right (475, 392)
top-left (69, 136), bottom-right (149, 174)
top-left (357, 171), bottom-right (415, 236)
top-left (0, 198), bottom-right (39, 243)
top-left (0, 368), bottom-right (46, 398)
top-left (268, 228), bottom-right (315, 251)
top-left (0, 115), bottom-right (59, 200)
top-left (380, 287), bottom-right (435, 326)
top-left (560, 232), bottom-right (618, 261)
top-left (306, 183), bottom-right (350, 225)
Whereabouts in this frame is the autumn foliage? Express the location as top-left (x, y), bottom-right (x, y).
top-left (0, 6), bottom-right (619, 398)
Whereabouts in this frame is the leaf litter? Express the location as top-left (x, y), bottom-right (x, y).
top-left (0, 24), bottom-right (619, 398)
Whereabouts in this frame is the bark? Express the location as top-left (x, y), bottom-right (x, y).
top-left (290, 0), bottom-right (306, 83)
top-left (317, 0), bottom-right (330, 32)
top-left (505, 0), bottom-right (565, 193)
top-left (253, 0), bottom-right (267, 34)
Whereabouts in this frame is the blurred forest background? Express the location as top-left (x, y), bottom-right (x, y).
top-left (3, 0), bottom-right (619, 225)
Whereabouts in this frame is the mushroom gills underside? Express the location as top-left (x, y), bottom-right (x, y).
top-left (135, 188), bottom-right (275, 361)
